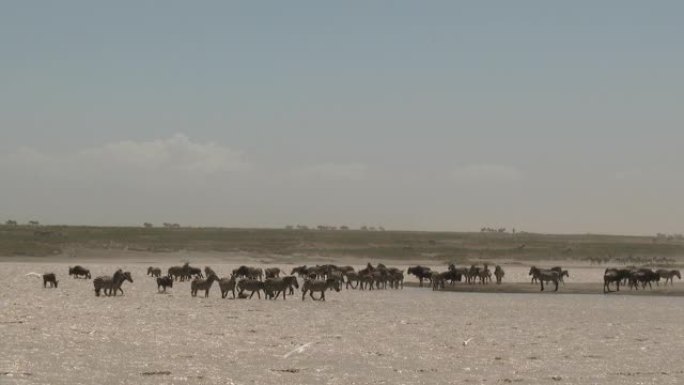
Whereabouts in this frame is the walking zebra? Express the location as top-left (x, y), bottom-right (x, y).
top-left (190, 274), bottom-right (219, 297)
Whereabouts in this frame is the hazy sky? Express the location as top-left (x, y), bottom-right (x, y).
top-left (1, 1), bottom-right (683, 234)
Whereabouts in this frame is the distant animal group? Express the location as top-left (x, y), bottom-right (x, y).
top-left (29, 262), bottom-right (681, 297)
top-left (32, 262), bottom-right (405, 301)
top-left (603, 267), bottom-right (681, 293)
top-left (407, 263), bottom-right (506, 290)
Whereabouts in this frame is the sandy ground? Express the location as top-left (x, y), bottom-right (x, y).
top-left (2, 259), bottom-right (684, 385)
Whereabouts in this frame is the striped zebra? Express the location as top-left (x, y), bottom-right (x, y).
top-left (237, 279), bottom-right (265, 299)
top-left (219, 276), bottom-right (237, 299)
top-left (528, 266), bottom-right (559, 292)
top-left (147, 267), bottom-right (162, 278)
top-left (656, 269), bottom-right (681, 285)
top-left (190, 274), bottom-right (219, 297)
top-left (301, 278), bottom-right (340, 301)
top-left (94, 270), bottom-right (133, 297)
top-left (264, 276), bottom-right (299, 300)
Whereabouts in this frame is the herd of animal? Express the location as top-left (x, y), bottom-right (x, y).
top-left (28, 262), bottom-right (681, 296)
top-left (603, 267), bottom-right (681, 293)
top-left (32, 262), bottom-right (407, 301)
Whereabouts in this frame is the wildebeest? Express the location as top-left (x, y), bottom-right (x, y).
top-left (603, 268), bottom-right (632, 293)
top-left (264, 267), bottom-right (281, 279)
top-left (167, 265), bottom-right (186, 281)
top-left (183, 263), bottom-right (203, 281)
top-left (156, 276), bottom-right (173, 292)
top-left (147, 267), bottom-right (162, 278)
top-left (43, 273), bottom-right (58, 288)
top-left (494, 265), bottom-right (505, 284)
top-left (656, 269), bottom-right (681, 285)
top-left (301, 278), bottom-right (341, 301)
top-left (528, 266), bottom-right (559, 292)
top-left (233, 266), bottom-right (264, 280)
top-left (407, 266), bottom-right (432, 287)
top-left (69, 265), bottom-right (91, 279)
top-left (629, 268), bottom-right (660, 290)
top-left (204, 266), bottom-right (217, 278)
top-left (190, 274), bottom-right (219, 297)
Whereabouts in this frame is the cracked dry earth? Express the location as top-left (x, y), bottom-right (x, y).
top-left (2, 262), bottom-right (684, 384)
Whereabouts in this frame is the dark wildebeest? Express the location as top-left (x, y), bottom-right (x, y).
top-left (264, 267), bottom-right (281, 279)
top-left (69, 265), bottom-right (91, 279)
top-left (156, 276), bottom-right (173, 292)
top-left (494, 265), bottom-right (505, 284)
top-left (603, 268), bottom-right (632, 293)
top-left (183, 263), bottom-right (203, 281)
top-left (43, 273), bottom-right (58, 288)
top-left (233, 266), bottom-right (264, 280)
top-left (407, 266), bottom-right (432, 287)
top-left (147, 267), bottom-right (162, 278)
top-left (629, 268), bottom-right (660, 290)
top-left (168, 265), bottom-right (185, 281)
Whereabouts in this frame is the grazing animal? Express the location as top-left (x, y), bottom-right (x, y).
top-left (190, 274), bottom-right (219, 297)
top-left (389, 269), bottom-right (404, 289)
top-left (43, 273), bottom-right (58, 288)
top-left (156, 276), bottom-right (173, 292)
top-left (478, 264), bottom-right (492, 284)
top-left (183, 263), bottom-right (203, 280)
top-left (264, 267), bottom-right (281, 279)
top-left (168, 265), bottom-right (186, 281)
top-left (343, 271), bottom-right (361, 289)
top-left (94, 270), bottom-right (133, 297)
top-left (237, 279), bottom-right (265, 299)
top-left (528, 266), bottom-right (559, 292)
top-left (301, 278), bottom-right (341, 301)
top-left (218, 275), bottom-right (237, 299)
top-left (603, 268), bottom-right (632, 293)
top-left (656, 269), bottom-right (681, 285)
top-left (69, 265), bottom-right (91, 279)
top-left (147, 267), bottom-right (162, 278)
top-left (407, 266), bottom-right (432, 287)
top-left (494, 265), bottom-right (505, 284)
top-left (233, 266), bottom-right (264, 280)
top-left (204, 266), bottom-right (217, 278)
top-left (629, 269), bottom-right (659, 290)
top-left (264, 276), bottom-right (299, 300)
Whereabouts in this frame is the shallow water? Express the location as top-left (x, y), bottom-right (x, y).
top-left (2, 262), bottom-right (683, 384)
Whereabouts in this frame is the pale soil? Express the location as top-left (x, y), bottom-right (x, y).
top-left (2, 257), bottom-right (684, 384)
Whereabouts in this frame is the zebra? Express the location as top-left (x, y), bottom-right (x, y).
top-left (528, 266), bottom-right (559, 292)
top-left (301, 278), bottom-right (340, 301)
top-left (237, 279), bottom-right (265, 299)
top-left (190, 274), bottom-right (219, 297)
top-left (264, 267), bottom-right (281, 279)
top-left (264, 276), bottom-right (299, 300)
top-left (94, 270), bottom-right (133, 297)
top-left (343, 271), bottom-right (361, 289)
top-left (389, 270), bottom-right (404, 289)
top-left (218, 275), bottom-right (237, 299)
top-left (466, 265), bottom-right (481, 284)
top-left (478, 264), bottom-right (492, 284)
top-left (43, 273), bottom-right (58, 288)
top-left (494, 265), bottom-right (505, 284)
top-left (156, 276), bottom-right (173, 292)
top-left (69, 265), bottom-right (91, 279)
top-left (656, 269), bottom-right (681, 285)
top-left (147, 267), bottom-right (162, 278)
top-left (629, 269), bottom-right (659, 290)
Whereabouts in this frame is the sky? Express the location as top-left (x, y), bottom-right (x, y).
top-left (1, 1), bottom-right (683, 235)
